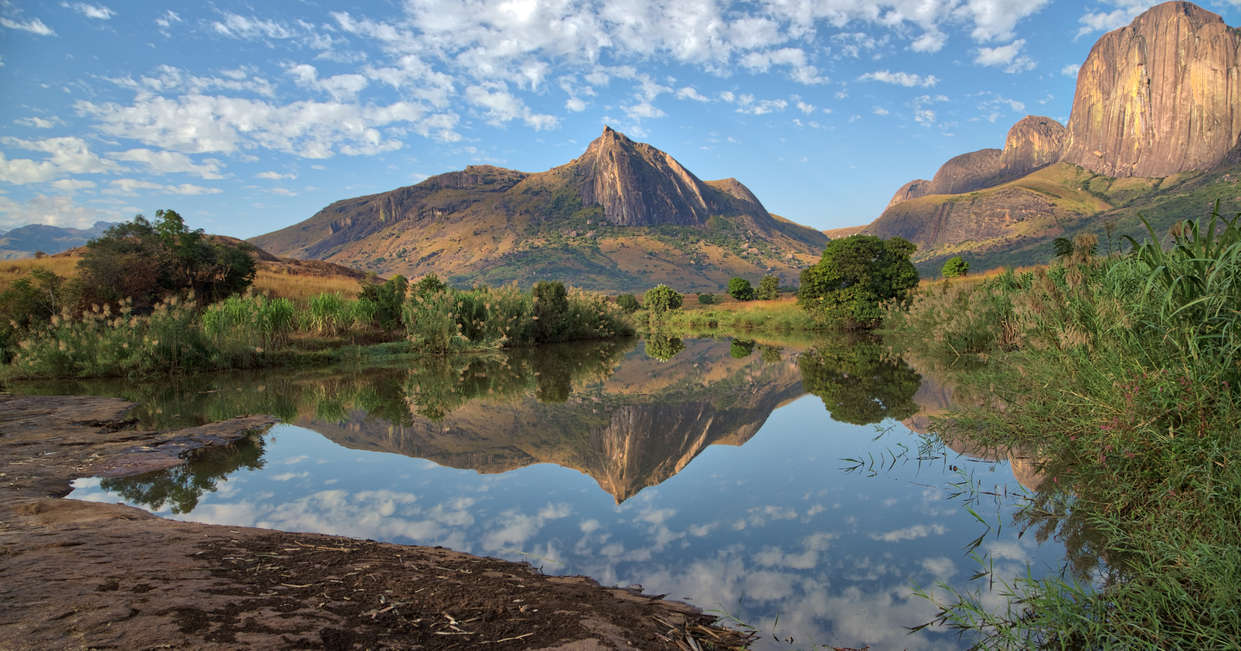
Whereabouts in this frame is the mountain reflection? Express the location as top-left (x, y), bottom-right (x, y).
top-left (45, 336), bottom-right (934, 504)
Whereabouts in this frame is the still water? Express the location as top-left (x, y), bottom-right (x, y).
top-left (56, 337), bottom-right (1067, 649)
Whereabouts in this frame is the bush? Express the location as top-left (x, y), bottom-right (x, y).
top-left (941, 256), bottom-right (969, 278)
top-left (303, 293), bottom-right (354, 336)
top-left (616, 293), bottom-right (641, 312)
top-left (697, 293), bottom-right (718, 305)
top-left (358, 275), bottom-right (408, 331)
top-left (727, 277), bottom-right (755, 301)
top-left (643, 284), bottom-right (683, 314)
top-left (201, 294), bottom-right (296, 352)
top-left (756, 275), bottom-right (780, 300)
top-left (798, 234), bottom-right (918, 329)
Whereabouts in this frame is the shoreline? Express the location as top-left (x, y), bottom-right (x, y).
top-left (0, 394), bottom-right (750, 649)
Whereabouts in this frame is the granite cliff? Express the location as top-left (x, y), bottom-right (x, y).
top-left (251, 128), bottom-right (826, 292)
top-left (866, 1), bottom-right (1241, 274)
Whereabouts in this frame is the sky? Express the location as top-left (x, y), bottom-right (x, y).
top-left (2, 0), bottom-right (1239, 237)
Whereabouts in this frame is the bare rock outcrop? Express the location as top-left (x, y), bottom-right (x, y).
top-left (1001, 116), bottom-right (1068, 178)
top-left (926, 148), bottom-right (1005, 196)
top-left (1061, 1), bottom-right (1241, 177)
top-left (886, 179), bottom-right (932, 208)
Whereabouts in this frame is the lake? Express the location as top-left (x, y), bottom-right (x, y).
top-left (50, 336), bottom-right (1069, 649)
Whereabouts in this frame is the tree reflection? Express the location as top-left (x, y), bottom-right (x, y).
top-left (798, 338), bottom-right (921, 425)
top-left (100, 434), bottom-right (265, 513)
top-left (644, 334), bottom-right (685, 361)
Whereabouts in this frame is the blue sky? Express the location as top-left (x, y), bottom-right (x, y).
top-left (2, 0), bottom-right (1239, 237)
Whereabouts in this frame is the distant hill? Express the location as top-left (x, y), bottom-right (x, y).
top-left (252, 127), bottom-right (828, 292)
top-left (859, 1), bottom-right (1241, 275)
top-left (0, 221), bottom-right (116, 260)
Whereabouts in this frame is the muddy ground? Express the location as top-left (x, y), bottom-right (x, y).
top-left (0, 394), bottom-right (752, 650)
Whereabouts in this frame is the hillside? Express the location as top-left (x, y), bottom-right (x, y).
top-left (252, 127), bottom-right (827, 292)
top-left (0, 221), bottom-right (116, 260)
top-left (862, 1), bottom-right (1241, 275)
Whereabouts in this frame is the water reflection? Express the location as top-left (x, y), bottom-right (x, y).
top-left (102, 434), bottom-right (266, 513)
top-left (56, 337), bottom-right (1069, 649)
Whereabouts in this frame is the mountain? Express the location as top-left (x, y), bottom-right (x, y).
top-left (0, 221), bottom-right (116, 260)
top-left (864, 1), bottom-right (1241, 274)
top-left (252, 127), bottom-right (827, 292)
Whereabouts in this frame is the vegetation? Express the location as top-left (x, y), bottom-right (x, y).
top-left (727, 277), bottom-right (755, 301)
top-left (755, 274), bottom-right (780, 300)
top-left (616, 293), bottom-right (641, 313)
top-left (798, 234), bottom-right (919, 329)
top-left (696, 293), bottom-right (718, 305)
top-left (886, 206), bottom-right (1241, 647)
top-left (654, 297), bottom-right (821, 334)
top-left (643, 284), bottom-right (683, 315)
top-left (940, 256), bottom-right (969, 278)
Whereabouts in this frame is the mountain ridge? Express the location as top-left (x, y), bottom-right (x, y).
top-left (252, 128), bottom-right (827, 292)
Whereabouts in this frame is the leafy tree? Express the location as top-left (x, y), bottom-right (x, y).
top-left (359, 274), bottom-right (408, 331)
top-left (755, 275), bottom-right (780, 300)
top-left (413, 273), bottom-right (448, 298)
top-left (616, 293), bottom-right (641, 312)
top-left (644, 333), bottom-right (684, 361)
top-left (797, 235), bottom-right (919, 329)
top-left (729, 338), bottom-right (755, 358)
top-left (941, 256), bottom-right (969, 278)
top-left (0, 268), bottom-right (69, 362)
top-left (533, 280), bottom-right (569, 343)
top-left (643, 284), bottom-right (682, 314)
top-left (798, 339), bottom-right (921, 425)
top-left (77, 209), bottom-right (254, 310)
top-left (727, 277), bottom-right (755, 301)
top-left (697, 293), bottom-right (718, 305)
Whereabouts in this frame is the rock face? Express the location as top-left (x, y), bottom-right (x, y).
top-left (571, 127), bottom-right (749, 227)
top-left (886, 179), bottom-right (931, 208)
top-left (251, 127), bottom-right (827, 291)
top-left (925, 148), bottom-right (1005, 195)
top-left (1001, 116), bottom-right (1068, 179)
top-left (1061, 1), bottom-right (1241, 177)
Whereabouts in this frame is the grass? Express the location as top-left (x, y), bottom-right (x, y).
top-left (645, 296), bottom-right (823, 335)
top-left (884, 207), bottom-right (1241, 646)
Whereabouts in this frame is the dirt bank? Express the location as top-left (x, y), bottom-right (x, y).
top-left (0, 395), bottom-right (751, 649)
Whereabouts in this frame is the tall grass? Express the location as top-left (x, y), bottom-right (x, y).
top-left (887, 207), bottom-right (1241, 646)
top-left (652, 297), bottom-right (823, 334)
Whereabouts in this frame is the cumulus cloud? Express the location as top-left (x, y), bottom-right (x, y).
top-left (859, 70), bottom-right (939, 88)
top-left (111, 149), bottom-right (224, 179)
top-left (211, 11), bottom-right (296, 39)
top-left (0, 136), bottom-right (119, 184)
top-left (1075, 0), bottom-right (1161, 37)
top-left (0, 194), bottom-right (120, 229)
top-left (106, 179), bottom-right (221, 196)
top-left (975, 39), bottom-right (1036, 73)
top-left (13, 116), bottom-right (60, 129)
top-left (869, 523), bottom-right (948, 542)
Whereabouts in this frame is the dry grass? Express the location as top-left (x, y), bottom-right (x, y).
top-left (922, 264), bottom-right (1047, 289)
top-left (0, 253), bottom-right (364, 300)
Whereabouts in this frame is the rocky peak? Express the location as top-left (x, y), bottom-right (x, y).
top-left (1061, 1), bottom-right (1241, 177)
top-left (1001, 116), bottom-right (1067, 178)
top-left (926, 148), bottom-right (1005, 195)
top-left (885, 179), bottom-right (932, 208)
top-left (570, 127), bottom-right (745, 227)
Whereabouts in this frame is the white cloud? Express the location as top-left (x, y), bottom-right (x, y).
top-left (975, 39), bottom-right (1036, 73)
top-left (910, 30), bottom-right (946, 53)
top-left (211, 12), bottom-right (296, 40)
top-left (1075, 1), bottom-right (1159, 37)
top-left (1061, 63), bottom-right (1081, 77)
top-left (0, 15), bottom-right (55, 36)
top-left (154, 10), bottom-right (180, 32)
top-left (869, 523), bottom-right (947, 542)
top-left (859, 70), bottom-right (939, 88)
top-left (14, 116), bottom-right (59, 129)
top-left (111, 149), bottom-right (223, 179)
top-left (0, 194), bottom-right (119, 229)
top-left (50, 179), bottom-right (96, 191)
top-left (286, 63), bottom-right (369, 101)
top-left (954, 0), bottom-right (1052, 42)
top-left (464, 83), bottom-right (558, 130)
top-left (0, 136), bottom-right (119, 184)
top-left (62, 3), bottom-right (113, 20)
top-left (795, 100), bottom-right (815, 114)
top-left (873, 106), bottom-right (890, 116)
top-left (676, 86), bottom-right (709, 102)
top-left (107, 179), bottom-right (222, 196)
top-left (256, 171), bottom-right (296, 181)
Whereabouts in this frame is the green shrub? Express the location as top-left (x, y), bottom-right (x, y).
top-left (798, 235), bottom-right (918, 329)
top-left (303, 293), bottom-right (354, 336)
top-left (201, 294), bottom-right (296, 353)
top-left (644, 284), bottom-right (682, 314)
top-left (727, 277), bottom-right (755, 301)
top-left (697, 293), bottom-right (718, 305)
top-left (358, 275), bottom-right (408, 331)
top-left (941, 256), bottom-right (969, 278)
top-left (756, 275), bottom-right (780, 300)
top-left (616, 293), bottom-right (641, 312)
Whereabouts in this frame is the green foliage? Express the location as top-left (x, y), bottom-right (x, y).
top-left (643, 284), bottom-right (683, 314)
top-left (0, 268), bottom-right (69, 363)
top-left (696, 293), bottom-right (718, 305)
top-left (643, 333), bottom-right (684, 361)
top-left (727, 277), bottom-right (755, 301)
top-left (941, 256), bottom-right (969, 278)
top-left (414, 273), bottom-right (448, 298)
top-left (201, 294), bottom-right (296, 360)
top-left (78, 210), bottom-right (255, 310)
top-left (303, 293), bottom-right (356, 336)
top-left (888, 206), bottom-right (1241, 646)
top-left (533, 281), bottom-right (569, 342)
top-left (755, 275), bottom-right (780, 300)
top-left (616, 293), bottom-right (641, 313)
top-left (797, 338), bottom-right (920, 425)
top-left (729, 338), bottom-right (755, 358)
top-left (101, 435), bottom-right (265, 513)
top-left (797, 235), bottom-right (919, 329)
top-left (358, 275), bottom-right (408, 331)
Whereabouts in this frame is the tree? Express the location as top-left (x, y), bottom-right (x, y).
top-left (643, 284), bottom-right (682, 314)
top-left (616, 293), bottom-right (641, 312)
top-left (798, 339), bottom-right (921, 425)
top-left (941, 256), bottom-right (969, 278)
top-left (755, 275), bottom-right (780, 300)
top-left (533, 281), bottom-right (569, 343)
top-left (696, 293), bottom-right (718, 305)
top-left (727, 277), bottom-right (755, 301)
top-left (797, 234), bottom-right (919, 329)
top-left (644, 333), bottom-right (684, 361)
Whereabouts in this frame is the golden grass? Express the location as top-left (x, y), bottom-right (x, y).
top-left (921, 263), bottom-right (1047, 288)
top-left (0, 253), bottom-right (363, 300)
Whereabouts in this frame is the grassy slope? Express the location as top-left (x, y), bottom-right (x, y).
top-left (900, 163), bottom-right (1241, 276)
